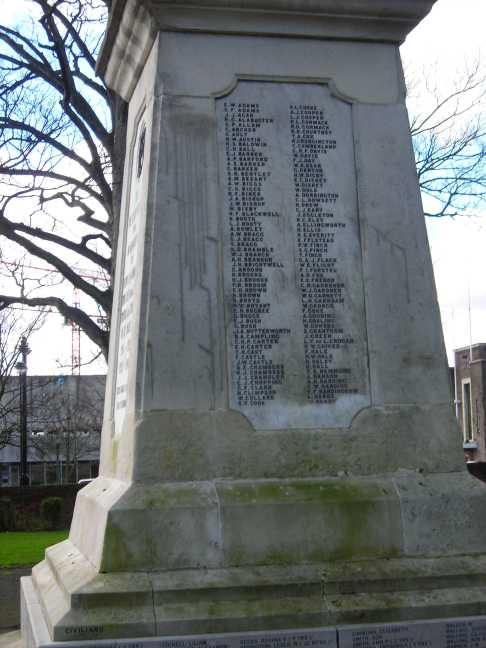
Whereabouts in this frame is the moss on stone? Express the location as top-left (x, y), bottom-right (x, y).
top-left (224, 479), bottom-right (390, 504)
top-left (224, 479), bottom-right (400, 567)
top-left (101, 520), bottom-right (135, 572)
top-left (111, 439), bottom-right (119, 469)
top-left (143, 483), bottom-right (208, 509)
top-left (261, 549), bottom-right (295, 566)
top-left (100, 478), bottom-right (400, 572)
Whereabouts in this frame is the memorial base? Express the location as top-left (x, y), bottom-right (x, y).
top-left (21, 572), bottom-right (486, 648)
top-left (21, 470), bottom-right (486, 644)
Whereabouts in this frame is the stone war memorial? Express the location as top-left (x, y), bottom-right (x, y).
top-left (20, 1), bottom-right (486, 647)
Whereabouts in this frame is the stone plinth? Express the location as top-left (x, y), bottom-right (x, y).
top-left (21, 1), bottom-right (486, 645)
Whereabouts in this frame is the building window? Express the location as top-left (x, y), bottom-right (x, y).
top-left (462, 379), bottom-right (473, 442)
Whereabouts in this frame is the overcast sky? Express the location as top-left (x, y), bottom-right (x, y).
top-left (2, 0), bottom-right (485, 373)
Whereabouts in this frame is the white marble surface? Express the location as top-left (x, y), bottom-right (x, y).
top-left (113, 114), bottom-right (148, 433)
top-left (340, 617), bottom-right (486, 648)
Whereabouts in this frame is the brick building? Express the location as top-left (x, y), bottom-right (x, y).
top-left (454, 344), bottom-right (486, 463)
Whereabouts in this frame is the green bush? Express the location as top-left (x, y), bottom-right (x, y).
top-left (40, 497), bottom-right (63, 530)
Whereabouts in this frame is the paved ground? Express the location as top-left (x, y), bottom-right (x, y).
top-left (0, 630), bottom-right (23, 648)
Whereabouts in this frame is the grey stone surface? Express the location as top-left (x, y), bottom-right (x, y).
top-left (69, 476), bottom-right (402, 573)
top-left (216, 477), bottom-right (402, 567)
top-left (393, 471), bottom-right (486, 557)
top-left (23, 573), bottom-right (336, 647)
top-left (28, 542), bottom-right (156, 641)
top-left (98, 0), bottom-right (437, 96)
top-left (159, 34), bottom-right (405, 104)
top-left (353, 102), bottom-right (450, 407)
top-left (23, 537), bottom-right (486, 643)
top-left (20, 568), bottom-right (486, 648)
top-left (22, 561), bottom-right (486, 648)
top-left (93, 405), bottom-right (464, 484)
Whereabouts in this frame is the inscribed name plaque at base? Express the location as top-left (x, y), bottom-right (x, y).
top-left (340, 617), bottom-right (486, 648)
top-left (218, 81), bottom-right (370, 430)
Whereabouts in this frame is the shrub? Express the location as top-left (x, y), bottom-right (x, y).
top-left (40, 497), bottom-right (63, 530)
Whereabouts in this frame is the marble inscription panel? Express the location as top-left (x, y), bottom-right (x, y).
top-left (339, 617), bottom-right (486, 648)
top-left (35, 620), bottom-right (486, 648)
top-left (48, 628), bottom-right (337, 648)
top-left (113, 116), bottom-right (146, 433)
top-left (217, 81), bottom-right (370, 429)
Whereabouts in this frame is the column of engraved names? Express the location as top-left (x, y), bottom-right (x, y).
top-left (290, 104), bottom-right (357, 403)
top-left (446, 620), bottom-right (486, 648)
top-left (223, 101), bottom-right (290, 407)
top-left (115, 207), bottom-right (138, 411)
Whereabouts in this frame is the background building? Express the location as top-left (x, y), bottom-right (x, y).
top-left (0, 374), bottom-right (105, 486)
top-left (454, 344), bottom-right (486, 463)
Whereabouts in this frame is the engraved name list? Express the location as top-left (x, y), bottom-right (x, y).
top-left (218, 81), bottom-right (369, 430)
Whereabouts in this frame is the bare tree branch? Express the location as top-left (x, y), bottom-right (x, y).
top-left (407, 59), bottom-right (486, 219)
top-left (0, 213), bottom-right (112, 312)
top-left (0, 294), bottom-right (108, 357)
top-left (0, 0), bottom-right (127, 358)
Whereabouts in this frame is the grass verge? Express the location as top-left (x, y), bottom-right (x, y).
top-left (0, 531), bottom-right (69, 567)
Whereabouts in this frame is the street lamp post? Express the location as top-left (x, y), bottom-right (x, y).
top-left (16, 336), bottom-right (30, 487)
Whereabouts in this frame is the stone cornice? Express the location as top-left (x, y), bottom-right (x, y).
top-left (98, 0), bottom-right (157, 101)
top-left (98, 0), bottom-right (436, 100)
top-left (144, 0), bottom-right (435, 21)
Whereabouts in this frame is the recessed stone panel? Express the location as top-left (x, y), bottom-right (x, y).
top-left (217, 81), bottom-right (370, 429)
